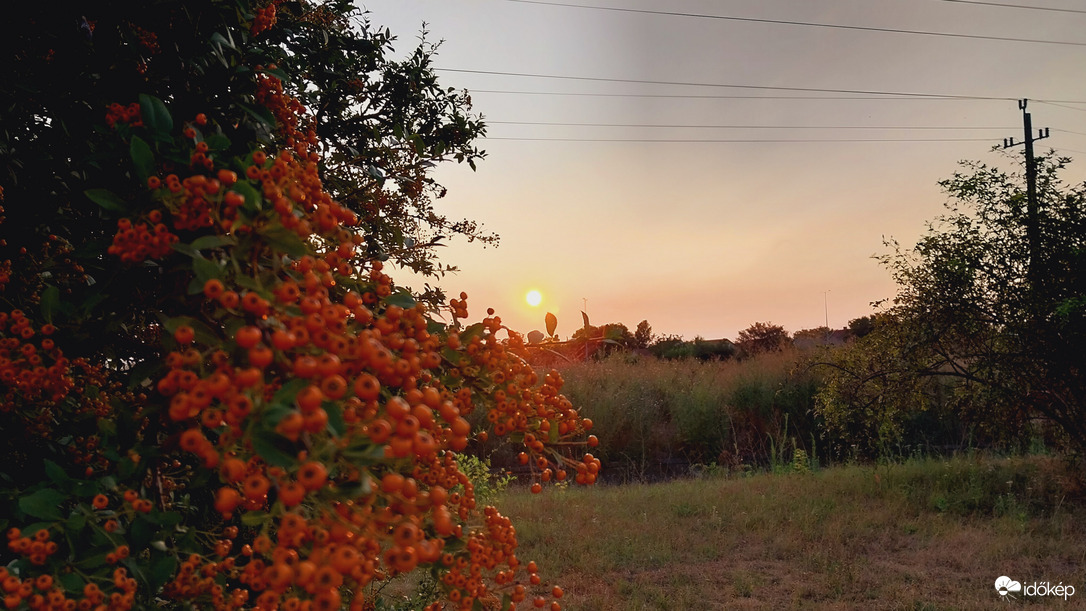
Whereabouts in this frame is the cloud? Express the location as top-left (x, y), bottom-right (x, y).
top-left (995, 576), bottom-right (1022, 596)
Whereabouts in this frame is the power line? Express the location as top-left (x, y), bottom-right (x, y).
top-left (501, 0), bottom-right (1086, 47)
top-left (935, 0), bottom-right (1086, 15)
top-left (1039, 101), bottom-right (1086, 113)
top-left (470, 89), bottom-right (977, 101)
top-left (439, 68), bottom-right (1017, 100)
top-left (489, 120), bottom-right (1014, 130)
top-left (486, 136), bottom-right (998, 143)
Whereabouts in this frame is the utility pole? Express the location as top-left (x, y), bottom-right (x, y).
top-left (823, 290), bottom-right (830, 330)
top-left (1002, 99), bottom-right (1049, 288)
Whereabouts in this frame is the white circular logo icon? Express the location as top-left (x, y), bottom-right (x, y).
top-left (995, 576), bottom-right (1022, 597)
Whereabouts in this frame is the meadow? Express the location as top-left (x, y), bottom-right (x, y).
top-left (498, 455), bottom-right (1086, 610)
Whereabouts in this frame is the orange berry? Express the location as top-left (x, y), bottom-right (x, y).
top-left (173, 325), bottom-right (195, 345)
top-left (248, 344), bottom-right (273, 368)
top-left (219, 290), bottom-right (240, 308)
top-left (278, 481), bottom-right (306, 507)
top-left (296, 385), bottom-right (324, 413)
top-left (271, 329), bottom-right (295, 350)
top-left (381, 473), bottom-right (405, 494)
top-left (214, 487), bottom-right (242, 515)
top-left (296, 461), bottom-right (328, 491)
top-left (217, 169), bottom-right (237, 186)
top-left (235, 325), bottom-right (262, 349)
top-left (203, 278), bottom-right (225, 299)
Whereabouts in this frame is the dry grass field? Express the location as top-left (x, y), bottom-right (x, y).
top-left (497, 455), bottom-right (1086, 610)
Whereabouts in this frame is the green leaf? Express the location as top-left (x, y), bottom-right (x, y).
top-left (191, 235), bottom-right (237, 251)
top-left (545, 312), bottom-right (558, 337)
top-left (171, 242), bottom-right (199, 259)
top-left (230, 180), bottom-right (262, 212)
top-left (148, 554), bottom-right (179, 595)
top-left (260, 225), bottom-right (309, 257)
top-left (264, 67), bottom-right (289, 81)
top-left (272, 379), bottom-right (309, 405)
top-left (240, 103), bottom-right (276, 128)
top-left (261, 403), bottom-right (294, 428)
top-left (85, 188), bottom-right (128, 213)
top-left (460, 323), bottom-right (485, 342)
top-left (57, 572), bottom-right (83, 595)
top-left (209, 31), bottom-right (236, 52)
top-left (139, 94), bottom-right (173, 135)
top-left (40, 284), bottom-right (60, 324)
top-left (204, 133), bottom-right (231, 151)
top-left (341, 442), bottom-right (386, 466)
top-left (325, 401), bottom-right (345, 436)
top-left (43, 460), bottom-right (70, 487)
top-left (19, 488), bottom-right (67, 520)
top-left (241, 511), bottom-right (269, 527)
top-left (130, 135), bottom-right (154, 181)
top-left (129, 516), bottom-right (152, 549)
top-left (251, 430), bottom-right (297, 469)
top-left (64, 514), bottom-right (87, 536)
top-left (192, 255), bottom-right (224, 284)
top-left (384, 290), bottom-right (416, 309)
top-left (71, 480), bottom-right (99, 498)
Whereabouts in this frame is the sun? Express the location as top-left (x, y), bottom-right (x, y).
top-left (526, 290), bottom-right (542, 307)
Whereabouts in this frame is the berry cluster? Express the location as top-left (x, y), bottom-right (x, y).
top-left (105, 103), bottom-right (143, 129)
top-left (106, 218), bottom-right (179, 263)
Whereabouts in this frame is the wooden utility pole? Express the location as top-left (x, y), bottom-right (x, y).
top-left (1002, 99), bottom-right (1049, 287)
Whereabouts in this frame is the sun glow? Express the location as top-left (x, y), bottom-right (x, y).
top-left (526, 290), bottom-right (542, 307)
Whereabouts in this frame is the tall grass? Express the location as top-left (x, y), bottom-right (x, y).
top-left (498, 455), bottom-right (1086, 611)
top-left (554, 350), bottom-right (822, 480)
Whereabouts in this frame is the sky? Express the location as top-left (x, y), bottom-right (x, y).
top-left (359, 0), bottom-right (1086, 341)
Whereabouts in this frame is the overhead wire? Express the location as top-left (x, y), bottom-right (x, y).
top-left (934, 0), bottom-right (1086, 15)
top-left (488, 120), bottom-right (1014, 130)
top-left (438, 68), bottom-right (1018, 100)
top-left (485, 136), bottom-right (999, 143)
top-left (1038, 101), bottom-right (1086, 113)
top-left (500, 0), bottom-right (1086, 47)
top-left (469, 89), bottom-right (979, 101)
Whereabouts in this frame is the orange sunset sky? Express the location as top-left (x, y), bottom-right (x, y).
top-left (362, 0), bottom-right (1086, 340)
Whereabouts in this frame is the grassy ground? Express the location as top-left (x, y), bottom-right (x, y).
top-left (495, 455), bottom-right (1086, 610)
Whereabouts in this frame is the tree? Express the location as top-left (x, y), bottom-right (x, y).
top-left (569, 321), bottom-right (632, 359)
top-left (632, 320), bottom-right (654, 349)
top-left (818, 154), bottom-right (1086, 456)
top-left (0, 3), bottom-right (592, 610)
top-left (847, 315), bottom-right (876, 339)
top-left (814, 312), bottom-right (1014, 459)
top-left (736, 322), bottom-right (790, 355)
top-left (793, 327), bottom-right (832, 341)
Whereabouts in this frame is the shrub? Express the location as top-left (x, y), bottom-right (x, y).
top-left (0, 3), bottom-right (593, 610)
